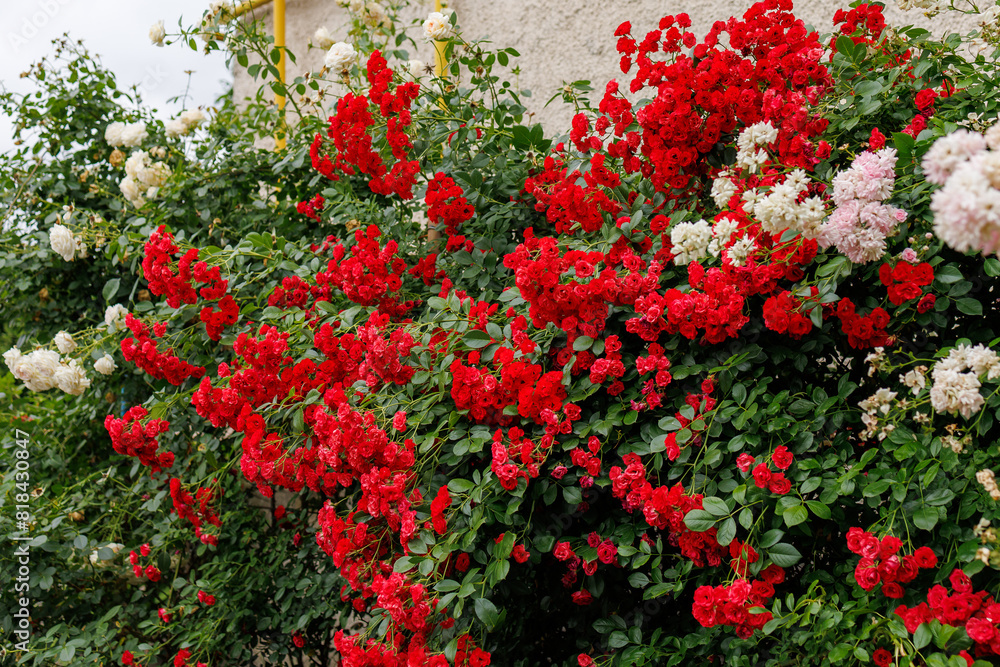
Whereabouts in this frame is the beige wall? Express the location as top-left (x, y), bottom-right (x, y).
top-left (233, 0), bottom-right (982, 136)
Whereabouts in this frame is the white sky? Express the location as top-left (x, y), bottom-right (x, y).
top-left (0, 0), bottom-right (232, 153)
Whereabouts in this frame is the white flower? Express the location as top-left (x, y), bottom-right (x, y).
top-left (119, 176), bottom-right (144, 208)
top-left (150, 20), bottom-right (166, 47)
top-left (725, 236), bottom-right (757, 268)
top-left (94, 354), bottom-right (117, 376)
top-left (49, 224), bottom-right (80, 261)
top-left (313, 26), bottom-right (335, 50)
top-left (105, 304), bottom-right (129, 332)
top-left (105, 122), bottom-right (126, 146)
top-left (361, 2), bottom-right (390, 29)
top-left (120, 122), bottom-right (149, 148)
top-left (324, 42), bottom-right (358, 71)
top-left (180, 109), bottom-right (206, 129)
top-left (165, 119), bottom-right (187, 138)
top-left (55, 360), bottom-right (90, 396)
top-left (8, 349), bottom-right (62, 392)
top-left (711, 174), bottom-right (737, 208)
top-left (669, 219), bottom-right (713, 265)
top-left (54, 331), bottom-right (77, 355)
top-left (424, 11), bottom-right (454, 41)
top-left (406, 59), bottom-right (427, 78)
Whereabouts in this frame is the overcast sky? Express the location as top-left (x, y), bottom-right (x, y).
top-left (0, 0), bottom-right (231, 152)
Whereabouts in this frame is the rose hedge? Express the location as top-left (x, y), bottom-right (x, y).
top-left (3, 1), bottom-right (1000, 666)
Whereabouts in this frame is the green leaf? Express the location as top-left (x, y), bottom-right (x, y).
top-left (914, 622), bottom-right (932, 650)
top-left (805, 500), bottom-right (831, 520)
top-left (474, 597), bottom-right (500, 629)
top-left (759, 529), bottom-right (784, 549)
top-left (783, 504), bottom-right (808, 527)
top-left (683, 509), bottom-right (717, 532)
top-left (828, 643), bottom-right (853, 663)
top-left (985, 258), bottom-right (1000, 277)
top-left (464, 330), bottom-right (493, 348)
top-left (701, 496), bottom-right (729, 517)
top-left (102, 277), bottom-right (120, 302)
top-left (913, 507), bottom-right (939, 530)
top-left (956, 298), bottom-right (983, 316)
top-left (768, 543), bottom-right (802, 567)
top-left (716, 517), bottom-right (737, 546)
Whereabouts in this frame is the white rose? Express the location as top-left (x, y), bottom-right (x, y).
top-left (105, 304), bottom-right (129, 332)
top-left (119, 176), bottom-right (144, 208)
top-left (150, 20), bottom-right (166, 47)
top-left (124, 150), bottom-right (149, 179)
top-left (325, 42), bottom-right (358, 71)
top-left (23, 349), bottom-right (61, 392)
top-left (55, 361), bottom-right (90, 396)
top-left (165, 119), bottom-right (187, 138)
top-left (105, 122), bottom-right (126, 146)
top-left (362, 2), bottom-right (390, 29)
top-left (54, 331), bottom-right (77, 355)
top-left (407, 59), bottom-right (427, 78)
top-left (3, 347), bottom-right (27, 381)
top-left (49, 224), bottom-right (78, 261)
top-left (94, 354), bottom-right (117, 376)
top-left (313, 26), bottom-right (335, 50)
top-left (120, 122), bottom-right (148, 147)
top-left (423, 11), bottom-right (454, 41)
top-left (179, 109), bottom-right (206, 129)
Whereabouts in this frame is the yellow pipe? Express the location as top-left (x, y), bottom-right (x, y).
top-left (226, 0), bottom-right (285, 150)
top-left (274, 0), bottom-right (286, 149)
top-left (433, 0), bottom-right (446, 77)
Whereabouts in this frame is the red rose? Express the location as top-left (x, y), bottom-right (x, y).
top-left (879, 535), bottom-right (903, 559)
top-left (855, 561), bottom-right (881, 590)
top-left (966, 616), bottom-right (997, 643)
top-left (873, 648), bottom-right (892, 667)
top-left (571, 590), bottom-right (593, 606)
top-left (578, 655), bottom-right (595, 667)
top-left (140, 543), bottom-right (151, 557)
top-left (916, 293), bottom-right (936, 313)
top-left (737, 453), bottom-right (756, 473)
top-left (870, 127), bottom-right (886, 150)
top-left (912, 546), bottom-right (937, 569)
top-left (760, 564), bottom-right (785, 585)
top-left (882, 582), bottom-right (905, 599)
top-left (597, 540), bottom-right (618, 565)
top-left (145, 564), bottom-right (161, 582)
top-left (950, 568), bottom-right (973, 594)
top-left (122, 651), bottom-right (134, 666)
top-left (771, 445), bottom-right (793, 470)
top-left (768, 474), bottom-right (792, 495)
top-left (752, 463), bottom-right (772, 488)
top-left (554, 541), bottom-right (575, 561)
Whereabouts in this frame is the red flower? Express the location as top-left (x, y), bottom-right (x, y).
top-left (872, 648), bottom-right (892, 667)
top-left (571, 590), bottom-right (593, 605)
top-left (966, 616), bottom-right (996, 643)
top-left (158, 608), bottom-right (171, 624)
top-left (578, 655), bottom-right (595, 667)
top-left (292, 631), bottom-right (306, 648)
top-left (197, 590), bottom-right (216, 606)
top-left (882, 582), bottom-right (905, 599)
top-left (752, 463), bottom-right (772, 488)
top-left (144, 564), bottom-right (161, 582)
top-left (912, 546), bottom-right (937, 569)
top-left (737, 453), bottom-right (755, 473)
top-left (768, 474), bottom-right (791, 495)
top-left (122, 651), bottom-right (134, 666)
top-left (916, 293), bottom-right (936, 313)
top-left (854, 560), bottom-right (881, 590)
top-left (140, 543), bottom-right (150, 557)
top-left (771, 446), bottom-right (793, 470)
top-left (870, 127), bottom-right (886, 150)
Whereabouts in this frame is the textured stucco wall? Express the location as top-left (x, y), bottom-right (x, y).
top-left (232, 0), bottom-right (982, 136)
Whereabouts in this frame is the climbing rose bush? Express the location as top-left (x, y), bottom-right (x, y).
top-left (6, 1), bottom-right (1000, 666)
